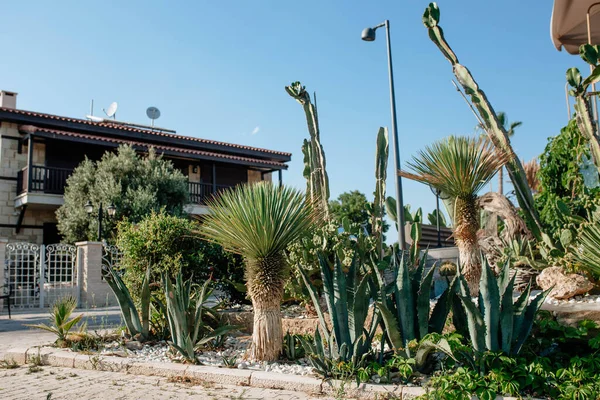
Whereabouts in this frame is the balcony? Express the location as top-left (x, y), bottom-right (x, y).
top-left (15, 165), bottom-right (234, 210)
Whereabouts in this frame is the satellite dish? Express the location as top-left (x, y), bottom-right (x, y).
top-left (146, 106), bottom-right (161, 126)
top-left (104, 102), bottom-right (118, 118)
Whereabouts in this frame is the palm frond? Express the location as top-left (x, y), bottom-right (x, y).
top-left (200, 182), bottom-right (315, 260)
top-left (401, 136), bottom-right (507, 198)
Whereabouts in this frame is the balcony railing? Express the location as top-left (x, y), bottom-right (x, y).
top-left (17, 165), bottom-right (235, 205)
top-left (188, 182), bottom-right (234, 204)
top-left (17, 166), bottom-right (72, 195)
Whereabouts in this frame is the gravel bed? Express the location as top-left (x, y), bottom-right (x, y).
top-left (98, 336), bottom-right (315, 376)
top-left (545, 294), bottom-right (600, 305)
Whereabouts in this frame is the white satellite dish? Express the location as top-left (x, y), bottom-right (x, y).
top-left (146, 106), bottom-right (161, 126)
top-left (104, 102), bottom-right (118, 119)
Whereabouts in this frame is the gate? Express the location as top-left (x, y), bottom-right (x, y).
top-left (4, 242), bottom-right (78, 309)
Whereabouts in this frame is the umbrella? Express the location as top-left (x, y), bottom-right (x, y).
top-left (551, 0), bottom-right (600, 54)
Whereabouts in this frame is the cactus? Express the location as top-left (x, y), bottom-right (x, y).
top-left (565, 46), bottom-right (600, 171)
top-left (298, 253), bottom-right (378, 375)
top-left (453, 259), bottom-right (550, 355)
top-left (375, 253), bottom-right (453, 356)
top-left (104, 265), bottom-right (150, 341)
top-left (422, 3), bottom-right (543, 241)
top-left (372, 127), bottom-right (389, 254)
top-left (286, 82), bottom-right (330, 218)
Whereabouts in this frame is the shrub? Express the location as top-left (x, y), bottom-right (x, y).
top-left (116, 210), bottom-right (243, 300)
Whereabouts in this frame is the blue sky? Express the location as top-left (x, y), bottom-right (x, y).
top-left (0, 1), bottom-right (589, 238)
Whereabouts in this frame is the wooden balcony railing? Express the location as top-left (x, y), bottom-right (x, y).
top-left (17, 166), bottom-right (72, 195)
top-left (17, 165), bottom-right (235, 205)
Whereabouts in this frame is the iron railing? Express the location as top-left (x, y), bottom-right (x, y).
top-left (188, 182), bottom-right (234, 204)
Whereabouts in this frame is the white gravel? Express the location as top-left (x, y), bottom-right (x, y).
top-left (544, 293), bottom-right (600, 305)
top-left (98, 336), bottom-right (315, 376)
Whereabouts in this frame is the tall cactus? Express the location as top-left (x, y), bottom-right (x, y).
top-left (286, 82), bottom-right (330, 218)
top-left (566, 46), bottom-right (600, 171)
top-left (372, 127), bottom-right (389, 254)
top-left (422, 3), bottom-right (543, 241)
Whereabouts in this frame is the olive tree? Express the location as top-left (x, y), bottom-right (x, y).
top-left (56, 145), bottom-right (189, 243)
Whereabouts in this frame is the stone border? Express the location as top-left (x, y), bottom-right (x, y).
top-left (0, 346), bottom-right (535, 400)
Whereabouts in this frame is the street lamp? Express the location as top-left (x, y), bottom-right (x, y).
top-left (85, 200), bottom-right (116, 241)
top-left (362, 20), bottom-right (407, 250)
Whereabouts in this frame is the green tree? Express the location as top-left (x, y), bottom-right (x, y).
top-left (56, 145), bottom-right (189, 243)
top-left (329, 190), bottom-right (389, 235)
top-left (200, 182), bottom-right (314, 361)
top-left (401, 136), bottom-right (506, 295)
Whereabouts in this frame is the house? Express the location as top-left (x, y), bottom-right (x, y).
top-left (0, 90), bottom-right (291, 244)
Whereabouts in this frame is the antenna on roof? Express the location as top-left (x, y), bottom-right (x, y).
top-left (146, 106), bottom-right (161, 128)
top-left (103, 102), bottom-right (118, 119)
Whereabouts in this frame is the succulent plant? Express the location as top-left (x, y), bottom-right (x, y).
top-left (375, 253), bottom-right (453, 357)
top-left (453, 259), bottom-right (550, 356)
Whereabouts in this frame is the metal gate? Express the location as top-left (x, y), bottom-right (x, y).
top-left (4, 242), bottom-right (78, 309)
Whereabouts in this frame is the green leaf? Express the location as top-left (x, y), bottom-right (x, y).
top-left (580, 44), bottom-right (599, 66)
top-left (377, 301), bottom-right (404, 350)
top-left (560, 229), bottom-right (573, 248)
top-left (567, 68), bottom-right (583, 88)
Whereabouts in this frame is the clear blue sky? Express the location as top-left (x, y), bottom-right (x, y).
top-left (0, 1), bottom-right (589, 239)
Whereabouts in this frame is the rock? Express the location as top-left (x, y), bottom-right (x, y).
top-left (124, 340), bottom-right (143, 351)
top-left (536, 267), bottom-right (594, 300)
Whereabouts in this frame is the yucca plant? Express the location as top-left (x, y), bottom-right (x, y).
top-left (200, 182), bottom-right (315, 361)
top-left (453, 259), bottom-right (550, 357)
top-left (104, 265), bottom-right (150, 341)
top-left (376, 253), bottom-right (454, 357)
top-left (400, 136), bottom-right (507, 295)
top-left (27, 296), bottom-right (83, 344)
top-left (570, 219), bottom-right (600, 275)
top-left (162, 272), bottom-right (237, 364)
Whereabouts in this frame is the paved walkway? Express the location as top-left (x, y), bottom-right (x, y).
top-left (0, 365), bottom-right (331, 399)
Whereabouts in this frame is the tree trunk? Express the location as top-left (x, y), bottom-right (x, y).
top-left (498, 167), bottom-right (503, 194)
top-left (454, 195), bottom-right (481, 296)
top-left (246, 256), bottom-right (286, 361)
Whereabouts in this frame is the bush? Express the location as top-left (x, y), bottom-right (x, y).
top-left (116, 210), bottom-right (244, 302)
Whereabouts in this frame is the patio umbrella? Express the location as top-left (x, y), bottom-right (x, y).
top-left (551, 0), bottom-right (600, 54)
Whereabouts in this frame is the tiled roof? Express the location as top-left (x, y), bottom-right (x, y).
top-left (24, 126), bottom-right (287, 169)
top-left (0, 107), bottom-right (291, 157)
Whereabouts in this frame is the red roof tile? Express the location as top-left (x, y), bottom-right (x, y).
top-left (0, 107), bottom-right (291, 157)
top-left (27, 126), bottom-right (287, 169)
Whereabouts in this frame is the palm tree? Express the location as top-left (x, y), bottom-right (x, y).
top-left (200, 182), bottom-right (315, 361)
top-left (477, 112), bottom-right (522, 195)
top-left (399, 136), bottom-right (507, 295)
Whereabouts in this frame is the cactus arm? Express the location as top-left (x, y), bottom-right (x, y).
top-left (286, 82), bottom-right (330, 218)
top-left (422, 3), bottom-right (542, 241)
top-left (480, 260), bottom-right (500, 352)
top-left (373, 127), bottom-right (389, 254)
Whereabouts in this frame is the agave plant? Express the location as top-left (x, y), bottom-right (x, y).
top-left (162, 272), bottom-right (237, 364)
top-left (453, 259), bottom-right (550, 356)
top-left (104, 265), bottom-right (150, 341)
top-left (200, 182), bottom-right (315, 361)
top-left (400, 136), bottom-right (507, 295)
top-left (27, 296), bottom-right (83, 343)
top-left (375, 253), bottom-right (453, 357)
top-left (298, 252), bottom-right (378, 377)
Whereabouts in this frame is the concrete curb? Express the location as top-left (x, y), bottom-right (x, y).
top-left (0, 346), bottom-right (534, 400)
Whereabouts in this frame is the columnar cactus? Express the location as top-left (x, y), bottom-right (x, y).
top-left (372, 127), bottom-right (389, 254)
top-left (422, 3), bottom-right (543, 241)
top-left (286, 82), bottom-right (330, 219)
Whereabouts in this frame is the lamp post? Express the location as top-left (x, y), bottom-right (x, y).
top-left (85, 200), bottom-right (116, 241)
top-left (429, 186), bottom-right (442, 248)
top-left (362, 20), bottom-right (406, 250)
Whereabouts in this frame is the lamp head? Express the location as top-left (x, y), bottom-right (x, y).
top-left (84, 200), bottom-right (93, 215)
top-left (361, 27), bottom-right (377, 41)
top-left (107, 203), bottom-right (116, 217)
